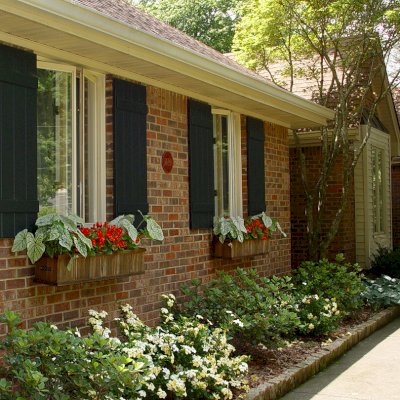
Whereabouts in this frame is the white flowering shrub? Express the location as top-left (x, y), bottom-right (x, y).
top-left (296, 294), bottom-right (342, 335)
top-left (88, 294), bottom-right (249, 399)
top-left (180, 268), bottom-right (300, 347)
top-left (292, 256), bottom-right (365, 336)
top-left (0, 311), bottom-right (148, 399)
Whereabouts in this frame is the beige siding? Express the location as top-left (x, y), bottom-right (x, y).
top-left (354, 126), bottom-right (392, 268)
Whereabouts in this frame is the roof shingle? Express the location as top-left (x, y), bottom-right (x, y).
top-left (71, 0), bottom-right (266, 82)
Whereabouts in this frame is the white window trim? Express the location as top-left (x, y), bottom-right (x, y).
top-left (82, 70), bottom-right (106, 222)
top-left (37, 61), bottom-right (106, 222)
top-left (212, 109), bottom-right (242, 217)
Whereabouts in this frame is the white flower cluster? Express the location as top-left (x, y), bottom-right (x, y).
top-left (299, 295), bottom-right (342, 333)
top-left (87, 294), bottom-right (249, 399)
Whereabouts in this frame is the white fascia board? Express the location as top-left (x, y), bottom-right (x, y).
top-left (2, 0), bottom-right (334, 126)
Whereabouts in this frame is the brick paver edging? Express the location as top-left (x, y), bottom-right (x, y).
top-left (248, 306), bottom-right (400, 400)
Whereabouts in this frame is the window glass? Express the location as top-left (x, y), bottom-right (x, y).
top-left (37, 69), bottom-right (73, 215)
top-left (372, 146), bottom-right (385, 233)
top-left (214, 114), bottom-right (229, 216)
top-left (37, 65), bottom-right (105, 221)
top-left (213, 111), bottom-right (242, 217)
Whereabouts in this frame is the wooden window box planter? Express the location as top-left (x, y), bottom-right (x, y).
top-left (34, 248), bottom-right (146, 286)
top-left (213, 238), bottom-right (270, 259)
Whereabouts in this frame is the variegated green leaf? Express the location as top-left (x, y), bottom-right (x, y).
top-left (120, 219), bottom-right (138, 243)
top-left (220, 219), bottom-right (231, 236)
top-left (231, 216), bottom-right (247, 234)
top-left (12, 229), bottom-right (29, 252)
top-left (146, 217), bottom-right (164, 241)
top-left (73, 236), bottom-right (87, 257)
top-left (276, 222), bottom-right (287, 238)
top-left (66, 254), bottom-right (78, 271)
top-left (35, 213), bottom-right (59, 227)
top-left (27, 236), bottom-right (45, 264)
top-left (66, 214), bottom-right (84, 226)
top-left (48, 225), bottom-right (61, 241)
top-left (76, 229), bottom-right (93, 249)
top-left (261, 212), bottom-right (273, 228)
top-left (109, 215), bottom-right (124, 226)
top-left (59, 231), bottom-right (73, 250)
top-left (60, 215), bottom-right (79, 232)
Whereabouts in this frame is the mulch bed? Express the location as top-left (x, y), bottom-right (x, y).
top-left (234, 307), bottom-right (374, 391)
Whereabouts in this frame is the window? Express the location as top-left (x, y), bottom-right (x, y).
top-left (213, 109), bottom-right (242, 217)
top-left (371, 146), bottom-right (385, 233)
top-left (37, 62), bottom-right (106, 222)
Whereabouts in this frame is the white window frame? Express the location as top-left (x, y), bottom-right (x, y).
top-left (37, 61), bottom-right (106, 222)
top-left (212, 109), bottom-right (242, 217)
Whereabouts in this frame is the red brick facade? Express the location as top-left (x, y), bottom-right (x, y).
top-left (0, 78), bottom-right (291, 336)
top-left (290, 146), bottom-right (355, 267)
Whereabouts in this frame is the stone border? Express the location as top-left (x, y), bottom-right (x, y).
top-left (248, 306), bottom-right (400, 400)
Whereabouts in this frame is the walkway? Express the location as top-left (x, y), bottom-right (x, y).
top-left (281, 317), bottom-right (400, 400)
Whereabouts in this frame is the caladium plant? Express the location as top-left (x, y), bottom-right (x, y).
top-left (12, 212), bottom-right (164, 268)
top-left (213, 212), bottom-right (286, 244)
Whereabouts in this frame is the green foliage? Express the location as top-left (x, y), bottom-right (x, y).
top-left (12, 212), bottom-right (164, 265)
top-left (292, 256), bottom-right (364, 316)
top-left (136, 0), bottom-right (242, 52)
top-left (292, 256), bottom-right (365, 335)
top-left (180, 268), bottom-right (300, 346)
top-left (213, 212), bottom-right (286, 243)
top-left (232, 0), bottom-right (400, 260)
top-left (362, 275), bottom-right (400, 309)
top-left (369, 246), bottom-right (400, 279)
top-left (0, 299), bottom-right (249, 400)
top-left (213, 215), bottom-right (247, 243)
top-left (296, 294), bottom-right (343, 336)
top-left (0, 312), bottom-right (147, 400)
top-left (12, 213), bottom-right (91, 264)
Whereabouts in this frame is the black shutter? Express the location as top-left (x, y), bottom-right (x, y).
top-left (247, 117), bottom-right (265, 215)
top-left (188, 99), bottom-right (214, 228)
top-left (0, 44), bottom-right (38, 237)
top-left (113, 79), bottom-right (148, 223)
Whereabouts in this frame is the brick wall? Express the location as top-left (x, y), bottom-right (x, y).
top-left (290, 146), bottom-right (355, 267)
top-left (392, 163), bottom-right (400, 248)
top-left (0, 79), bottom-right (291, 336)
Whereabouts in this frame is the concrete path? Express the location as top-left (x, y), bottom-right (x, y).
top-left (281, 317), bottom-right (400, 400)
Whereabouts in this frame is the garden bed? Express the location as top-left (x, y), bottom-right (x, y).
top-left (241, 306), bottom-right (400, 400)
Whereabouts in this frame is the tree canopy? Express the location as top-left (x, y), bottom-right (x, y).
top-left (233, 0), bottom-right (400, 259)
top-left (135, 0), bottom-right (241, 53)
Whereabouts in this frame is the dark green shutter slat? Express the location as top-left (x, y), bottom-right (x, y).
top-left (0, 44), bottom-right (38, 237)
top-left (247, 117), bottom-right (265, 216)
top-left (113, 79), bottom-right (148, 223)
top-left (188, 99), bottom-right (214, 228)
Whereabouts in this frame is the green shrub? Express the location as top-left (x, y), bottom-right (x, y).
top-left (369, 246), bottom-right (400, 279)
top-left (180, 268), bottom-right (300, 347)
top-left (295, 294), bottom-right (343, 335)
top-left (292, 255), bottom-right (364, 315)
top-left (292, 255), bottom-right (365, 336)
top-left (0, 297), bottom-right (249, 400)
top-left (0, 311), bottom-right (147, 400)
top-left (362, 275), bottom-right (400, 309)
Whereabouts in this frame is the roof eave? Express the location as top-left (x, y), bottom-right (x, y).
top-left (2, 0), bottom-right (334, 128)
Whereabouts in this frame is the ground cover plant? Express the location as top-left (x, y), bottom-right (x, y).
top-left (0, 295), bottom-right (249, 400)
top-left (362, 275), bottom-right (400, 309)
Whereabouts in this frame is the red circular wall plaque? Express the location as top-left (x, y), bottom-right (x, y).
top-left (162, 151), bottom-right (174, 173)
